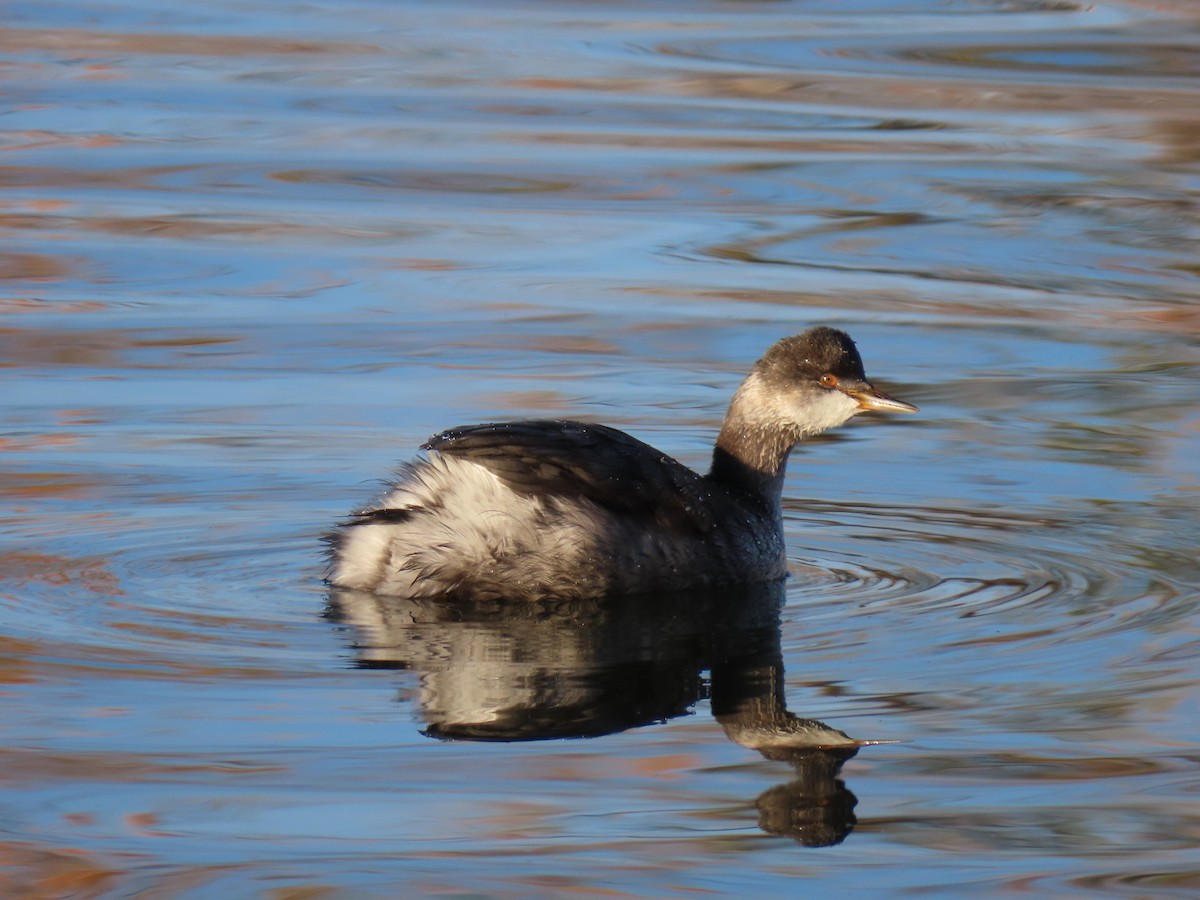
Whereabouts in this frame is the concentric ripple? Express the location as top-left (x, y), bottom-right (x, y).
top-left (0, 504), bottom-right (329, 681)
top-left (783, 497), bottom-right (1199, 643)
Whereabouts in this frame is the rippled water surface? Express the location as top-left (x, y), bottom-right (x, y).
top-left (3, 0), bottom-right (1200, 896)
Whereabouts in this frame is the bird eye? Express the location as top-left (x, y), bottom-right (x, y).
top-left (819, 373), bottom-right (839, 388)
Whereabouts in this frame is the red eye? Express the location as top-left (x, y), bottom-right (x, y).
top-left (819, 373), bottom-right (839, 388)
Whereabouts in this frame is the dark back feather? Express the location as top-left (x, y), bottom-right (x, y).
top-left (423, 420), bottom-right (718, 534)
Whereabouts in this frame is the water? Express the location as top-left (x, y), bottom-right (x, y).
top-left (2, 0), bottom-right (1199, 895)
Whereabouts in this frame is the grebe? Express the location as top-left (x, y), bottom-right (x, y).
top-left (327, 327), bottom-right (915, 600)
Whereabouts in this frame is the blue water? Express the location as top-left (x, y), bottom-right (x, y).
top-left (2, 0), bottom-right (1199, 896)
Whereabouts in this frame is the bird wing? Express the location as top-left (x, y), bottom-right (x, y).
top-left (422, 420), bottom-right (718, 534)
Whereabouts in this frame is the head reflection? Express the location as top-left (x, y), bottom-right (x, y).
top-left (327, 582), bottom-right (863, 847)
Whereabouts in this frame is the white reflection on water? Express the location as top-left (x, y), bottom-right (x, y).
top-left (2, 0), bottom-right (1200, 895)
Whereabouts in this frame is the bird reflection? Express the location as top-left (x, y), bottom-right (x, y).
top-left (326, 582), bottom-right (865, 847)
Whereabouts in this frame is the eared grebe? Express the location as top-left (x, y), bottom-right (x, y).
top-left (327, 327), bottom-right (916, 600)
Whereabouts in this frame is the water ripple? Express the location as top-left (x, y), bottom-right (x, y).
top-left (0, 511), bottom-right (323, 680)
top-left (3, 0), bottom-right (1200, 891)
top-left (785, 498), bottom-right (1199, 647)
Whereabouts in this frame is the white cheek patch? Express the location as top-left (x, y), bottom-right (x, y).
top-left (785, 388), bottom-right (860, 436)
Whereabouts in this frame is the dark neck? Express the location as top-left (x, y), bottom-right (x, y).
top-left (707, 383), bottom-right (800, 512)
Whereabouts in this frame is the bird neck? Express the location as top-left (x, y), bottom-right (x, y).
top-left (708, 373), bottom-right (801, 511)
